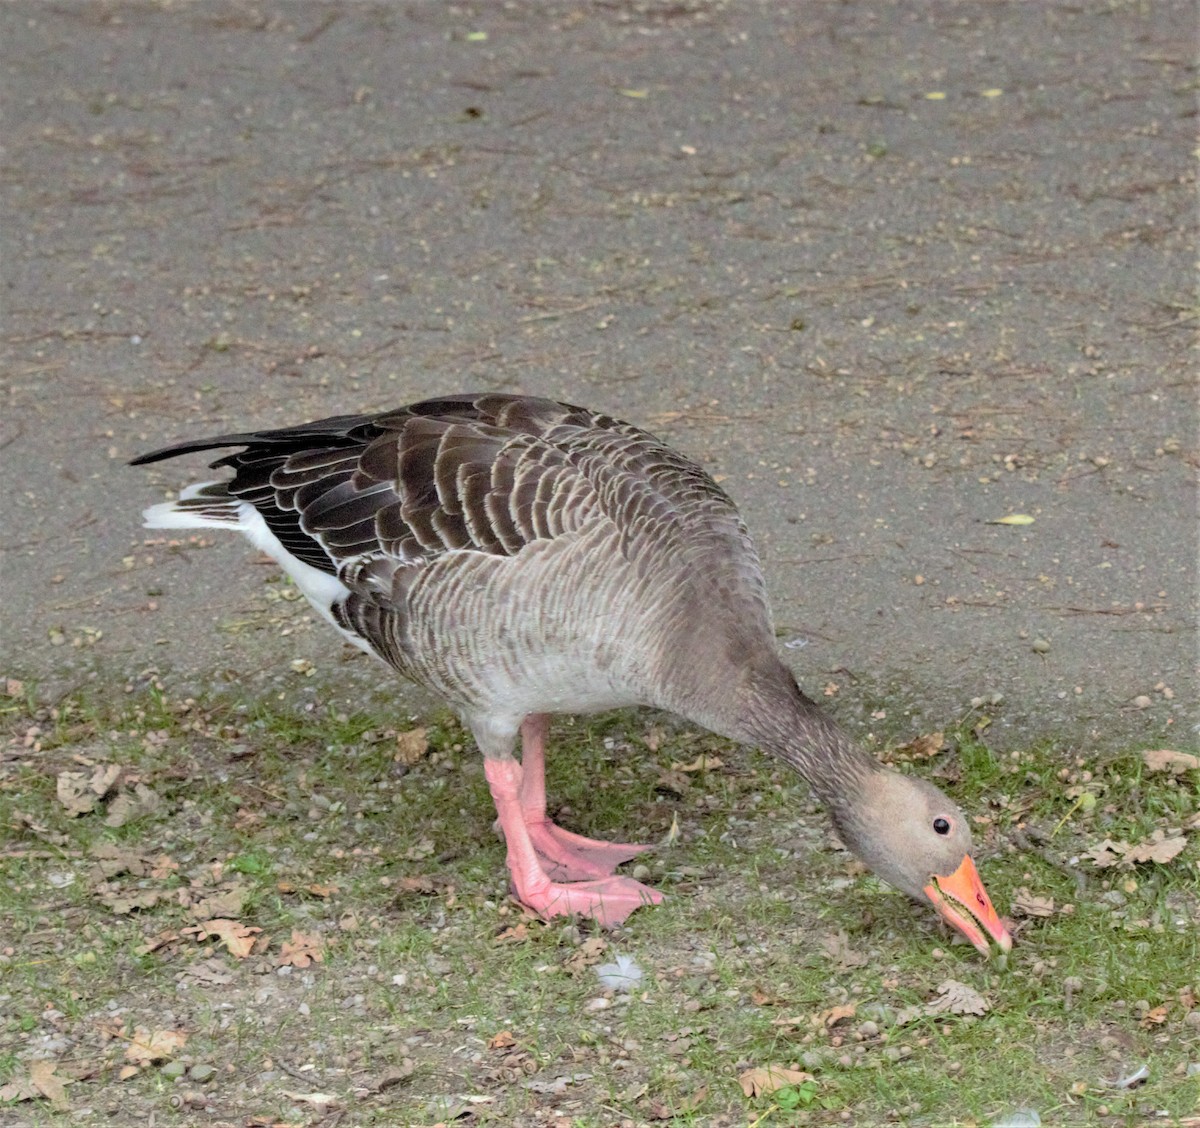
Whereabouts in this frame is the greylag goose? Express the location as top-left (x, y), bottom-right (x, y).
top-left (132, 393), bottom-right (1012, 955)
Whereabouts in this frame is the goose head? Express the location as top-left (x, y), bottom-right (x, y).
top-left (831, 770), bottom-right (1013, 956)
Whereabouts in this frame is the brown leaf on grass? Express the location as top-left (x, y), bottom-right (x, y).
top-left (1085, 838), bottom-right (1128, 868)
top-left (0, 1074), bottom-right (38, 1105)
top-left (1140, 1004), bottom-right (1168, 1028)
top-left (816, 1003), bottom-right (857, 1028)
top-left (1012, 887), bottom-right (1056, 918)
top-left (104, 783), bottom-right (161, 827)
top-left (670, 754), bottom-right (724, 773)
top-left (125, 1026), bottom-right (187, 1065)
top-left (184, 918), bottom-right (263, 958)
top-left (134, 929), bottom-right (180, 957)
top-left (737, 1064), bottom-right (813, 1097)
top-left (751, 987), bottom-right (787, 1007)
top-left (191, 883), bottom-right (250, 920)
top-left (487, 1030), bottom-right (516, 1050)
top-left (494, 923), bottom-right (531, 944)
top-left (926, 979), bottom-right (989, 1016)
top-left (1179, 985), bottom-right (1197, 1012)
top-left (885, 731), bottom-right (946, 763)
top-left (278, 930), bottom-right (325, 969)
top-left (403, 837), bottom-right (436, 861)
top-left (1142, 749), bottom-right (1199, 775)
top-left (281, 1090), bottom-right (340, 1108)
top-left (647, 1084), bottom-right (709, 1119)
top-left (29, 1059), bottom-right (69, 1110)
top-left (395, 727), bottom-right (429, 766)
top-left (819, 929), bottom-right (869, 970)
top-left (97, 886), bottom-right (165, 915)
top-left (56, 767), bottom-right (115, 817)
top-left (562, 936), bottom-right (607, 974)
top-left (1123, 829), bottom-right (1187, 865)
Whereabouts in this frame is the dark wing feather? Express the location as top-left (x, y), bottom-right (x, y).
top-left (130, 393), bottom-right (770, 626)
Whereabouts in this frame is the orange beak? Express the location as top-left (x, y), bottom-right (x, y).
top-left (923, 854), bottom-right (1013, 957)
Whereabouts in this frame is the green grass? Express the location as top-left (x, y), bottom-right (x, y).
top-left (1, 681), bottom-right (1196, 1125)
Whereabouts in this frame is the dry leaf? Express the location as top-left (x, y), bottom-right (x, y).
top-left (738, 1064), bottom-right (813, 1098)
top-left (817, 1003), bottom-right (857, 1028)
top-left (104, 783), bottom-right (161, 827)
top-left (1142, 749), bottom-right (1199, 775)
top-left (488, 1030), bottom-right (516, 1050)
top-left (1140, 1004), bottom-right (1168, 1028)
top-left (887, 731), bottom-right (946, 762)
top-left (395, 727), bottom-right (429, 765)
top-left (30, 1060), bottom-right (69, 1110)
top-left (1085, 838), bottom-right (1128, 868)
top-left (278, 930), bottom-right (326, 969)
top-left (97, 887), bottom-right (165, 915)
top-left (494, 923), bottom-right (530, 944)
top-left (1012, 887), bottom-right (1056, 918)
top-left (191, 883), bottom-right (250, 920)
top-left (125, 1026), bottom-right (188, 1065)
top-left (282, 1091), bottom-right (339, 1108)
top-left (562, 936), bottom-right (607, 974)
top-left (820, 929), bottom-right (869, 970)
top-left (670, 754), bottom-right (724, 773)
top-left (1124, 830), bottom-right (1187, 865)
top-left (751, 987), bottom-right (786, 1006)
top-left (185, 918), bottom-right (263, 958)
top-left (926, 979), bottom-right (989, 1016)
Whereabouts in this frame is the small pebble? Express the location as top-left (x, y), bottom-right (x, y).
top-left (1131, 695), bottom-right (1152, 709)
top-left (632, 864), bottom-right (651, 882)
top-left (857, 1020), bottom-right (879, 1038)
top-left (1031, 638), bottom-right (1050, 654)
top-left (188, 1063), bottom-right (217, 1083)
top-left (160, 1060), bottom-right (186, 1080)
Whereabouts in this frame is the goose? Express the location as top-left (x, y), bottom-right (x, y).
top-left (132, 393), bottom-right (1012, 955)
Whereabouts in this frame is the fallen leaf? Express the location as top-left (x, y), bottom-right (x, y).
top-left (488, 1030), bottom-right (516, 1050)
top-left (191, 883), bottom-right (250, 920)
top-left (887, 731), bottom-right (946, 762)
top-left (987, 513), bottom-right (1035, 525)
top-left (0, 1075), bottom-right (37, 1104)
top-left (29, 1060), bottom-right (69, 1110)
top-left (751, 987), bottom-right (786, 1006)
top-left (395, 727), bottom-right (428, 765)
top-left (1084, 838), bottom-right (1128, 868)
top-left (278, 929), bottom-right (326, 968)
top-left (738, 1064), bottom-right (813, 1098)
top-left (1142, 749), bottom-right (1199, 775)
top-left (104, 783), bottom-right (161, 827)
top-left (282, 1091), bottom-right (339, 1108)
top-left (1012, 887), bottom-right (1056, 918)
top-left (817, 1003), bottom-right (856, 1028)
top-left (819, 929), bottom-right (869, 970)
top-left (184, 918), bottom-right (263, 958)
top-left (1140, 1004), bottom-right (1168, 1028)
top-left (926, 979), bottom-right (989, 1016)
top-left (494, 923), bottom-right (530, 944)
top-left (562, 936), bottom-right (607, 974)
top-left (97, 886), bottom-right (165, 915)
top-left (56, 772), bottom-right (100, 817)
top-left (125, 1026), bottom-right (188, 1065)
top-left (670, 754), bottom-right (724, 773)
top-left (1123, 829), bottom-right (1187, 865)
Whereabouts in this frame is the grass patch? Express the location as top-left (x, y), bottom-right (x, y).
top-left (1, 680), bottom-right (1196, 1124)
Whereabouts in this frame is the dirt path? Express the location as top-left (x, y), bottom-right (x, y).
top-left (2, 2), bottom-right (1195, 749)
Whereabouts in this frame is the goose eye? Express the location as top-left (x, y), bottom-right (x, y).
top-left (933, 817), bottom-right (951, 836)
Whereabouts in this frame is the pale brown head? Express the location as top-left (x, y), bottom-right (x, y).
top-left (830, 769), bottom-right (1012, 956)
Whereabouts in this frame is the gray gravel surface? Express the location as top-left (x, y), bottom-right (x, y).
top-left (2, 1), bottom-right (1195, 750)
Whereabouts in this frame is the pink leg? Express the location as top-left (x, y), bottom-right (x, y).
top-left (485, 758), bottom-right (663, 928)
top-left (518, 714), bottom-right (651, 881)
